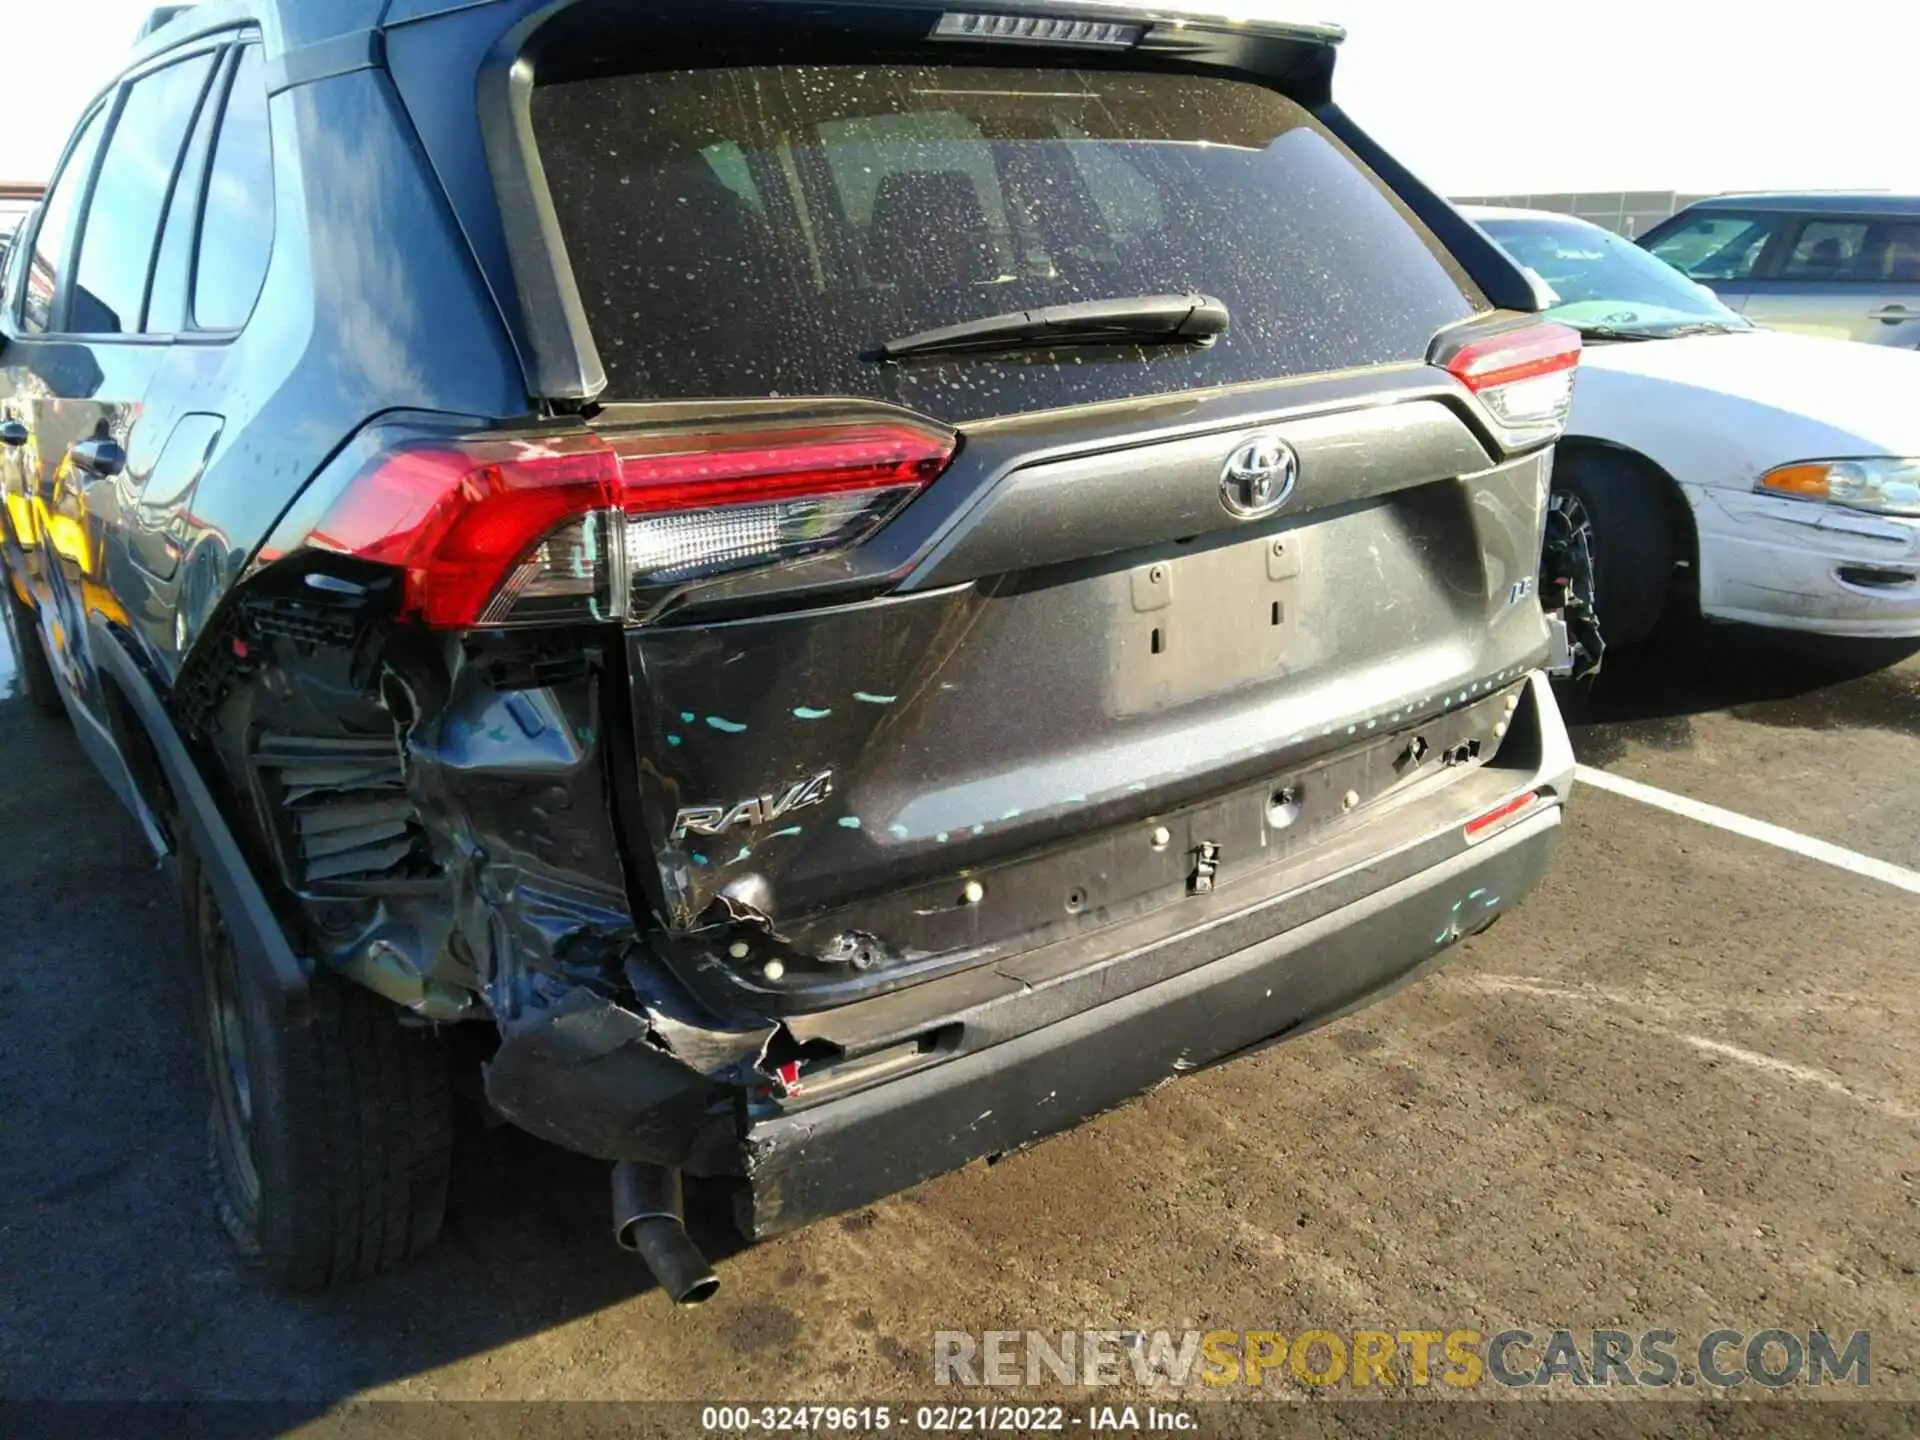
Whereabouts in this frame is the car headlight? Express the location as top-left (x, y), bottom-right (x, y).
top-left (1757, 458), bottom-right (1920, 517)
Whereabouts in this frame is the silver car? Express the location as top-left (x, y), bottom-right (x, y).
top-left (1639, 193), bottom-right (1920, 347)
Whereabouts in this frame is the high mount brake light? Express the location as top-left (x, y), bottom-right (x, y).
top-left (309, 420), bottom-right (957, 628)
top-left (1442, 323), bottom-right (1582, 437)
top-left (931, 12), bottom-right (1143, 47)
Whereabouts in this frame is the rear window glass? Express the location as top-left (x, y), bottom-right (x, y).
top-left (532, 66), bottom-right (1485, 419)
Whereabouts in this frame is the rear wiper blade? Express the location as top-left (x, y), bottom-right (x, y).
top-left (1578, 320), bottom-right (1749, 342)
top-left (1655, 320), bottom-right (1752, 337)
top-left (1574, 324), bottom-right (1666, 342)
top-left (878, 293), bottom-right (1229, 360)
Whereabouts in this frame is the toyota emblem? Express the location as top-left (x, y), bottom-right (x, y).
top-left (1219, 433), bottom-right (1298, 519)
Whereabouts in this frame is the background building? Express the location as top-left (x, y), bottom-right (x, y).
top-left (0, 181), bottom-right (43, 240)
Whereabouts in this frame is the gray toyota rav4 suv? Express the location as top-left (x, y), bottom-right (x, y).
top-left (0, 0), bottom-right (1581, 1300)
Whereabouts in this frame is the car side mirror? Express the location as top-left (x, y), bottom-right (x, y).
top-left (0, 417), bottom-right (28, 448)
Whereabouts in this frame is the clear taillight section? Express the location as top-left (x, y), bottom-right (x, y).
top-left (612, 421), bottom-right (950, 597)
top-left (309, 418), bottom-right (956, 628)
top-left (624, 488), bottom-right (917, 585)
top-left (1441, 323), bottom-right (1582, 440)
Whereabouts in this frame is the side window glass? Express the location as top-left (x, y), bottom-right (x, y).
top-left (1646, 213), bottom-right (1777, 281)
top-left (1779, 220), bottom-right (1872, 281)
top-left (1863, 222), bottom-right (1920, 283)
top-left (68, 52), bottom-right (217, 336)
top-left (148, 48), bottom-right (229, 335)
top-left (21, 107), bottom-right (108, 333)
top-left (0, 219), bottom-right (19, 313)
top-left (193, 46), bottom-right (274, 331)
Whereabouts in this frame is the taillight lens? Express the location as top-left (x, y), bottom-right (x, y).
top-left (614, 422), bottom-right (951, 588)
top-left (307, 418), bottom-right (956, 628)
top-left (1442, 323), bottom-right (1582, 438)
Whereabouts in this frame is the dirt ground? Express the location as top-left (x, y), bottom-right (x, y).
top-left (2, 618), bottom-right (1916, 1431)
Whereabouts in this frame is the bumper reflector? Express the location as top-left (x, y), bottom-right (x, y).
top-left (1464, 790), bottom-right (1541, 843)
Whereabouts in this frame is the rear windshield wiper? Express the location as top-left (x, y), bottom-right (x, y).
top-left (1577, 320), bottom-right (1750, 342)
top-left (1574, 324), bottom-right (1666, 342)
top-left (878, 293), bottom-right (1229, 360)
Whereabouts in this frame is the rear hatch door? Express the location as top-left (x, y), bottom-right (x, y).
top-left (525, 44), bottom-right (1548, 1012)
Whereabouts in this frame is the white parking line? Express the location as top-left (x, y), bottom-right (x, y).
top-left (1463, 974), bottom-right (1920, 1124)
top-left (1575, 765), bottom-right (1920, 897)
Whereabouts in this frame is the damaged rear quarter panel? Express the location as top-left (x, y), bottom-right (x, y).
top-left (200, 588), bottom-right (785, 1162)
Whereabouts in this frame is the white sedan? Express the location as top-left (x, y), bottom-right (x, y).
top-left (1466, 205), bottom-right (1920, 658)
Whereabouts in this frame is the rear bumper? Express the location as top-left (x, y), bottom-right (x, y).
top-left (732, 671), bottom-right (1574, 1237)
top-left (738, 805), bottom-right (1560, 1237)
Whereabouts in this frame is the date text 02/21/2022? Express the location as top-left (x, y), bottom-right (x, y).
top-left (697, 1404), bottom-right (1197, 1432)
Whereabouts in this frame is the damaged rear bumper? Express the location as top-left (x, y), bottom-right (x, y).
top-left (737, 802), bottom-right (1560, 1237)
top-left (486, 671), bottom-right (1573, 1236)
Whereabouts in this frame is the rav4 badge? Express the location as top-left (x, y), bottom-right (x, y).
top-left (672, 770), bottom-right (835, 839)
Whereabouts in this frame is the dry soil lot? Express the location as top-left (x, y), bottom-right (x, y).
top-left (2, 617), bottom-right (1916, 1436)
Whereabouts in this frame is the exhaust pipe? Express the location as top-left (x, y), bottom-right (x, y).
top-left (610, 1161), bottom-right (719, 1305)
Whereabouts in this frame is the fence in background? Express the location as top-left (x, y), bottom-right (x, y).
top-left (1452, 191), bottom-right (1719, 237)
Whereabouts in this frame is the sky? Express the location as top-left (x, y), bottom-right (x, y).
top-left (7, 0), bottom-right (1920, 197)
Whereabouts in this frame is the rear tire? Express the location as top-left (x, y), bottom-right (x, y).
top-left (183, 841), bottom-right (454, 1291)
top-left (3, 579), bottom-right (68, 719)
top-left (1551, 451), bottom-right (1677, 647)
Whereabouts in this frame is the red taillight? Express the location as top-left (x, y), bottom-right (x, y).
top-left (612, 423), bottom-right (956, 510)
top-left (1464, 789), bottom-right (1542, 843)
top-left (311, 437), bottom-right (619, 629)
top-left (309, 419), bottom-right (956, 628)
top-left (1442, 322), bottom-right (1581, 435)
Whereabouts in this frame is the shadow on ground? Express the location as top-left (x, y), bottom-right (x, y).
top-left (1563, 613), bottom-right (1920, 765)
top-left (0, 651), bottom-right (743, 1418)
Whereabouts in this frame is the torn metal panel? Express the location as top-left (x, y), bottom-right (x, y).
top-left (192, 567), bottom-right (789, 1165)
top-left (193, 567), bottom-right (644, 1023)
top-left (482, 959), bottom-right (780, 1163)
top-left (482, 989), bottom-right (721, 1164)
top-left (623, 954), bottom-right (779, 1081)
top-left (1541, 489), bottom-right (1605, 679)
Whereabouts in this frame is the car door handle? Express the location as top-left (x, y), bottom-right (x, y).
top-left (1868, 305), bottom-right (1918, 323)
top-left (70, 436), bottom-right (127, 477)
top-left (0, 418), bottom-right (26, 447)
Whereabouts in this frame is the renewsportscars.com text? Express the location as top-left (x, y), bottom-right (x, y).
top-left (933, 1328), bottom-right (1870, 1390)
